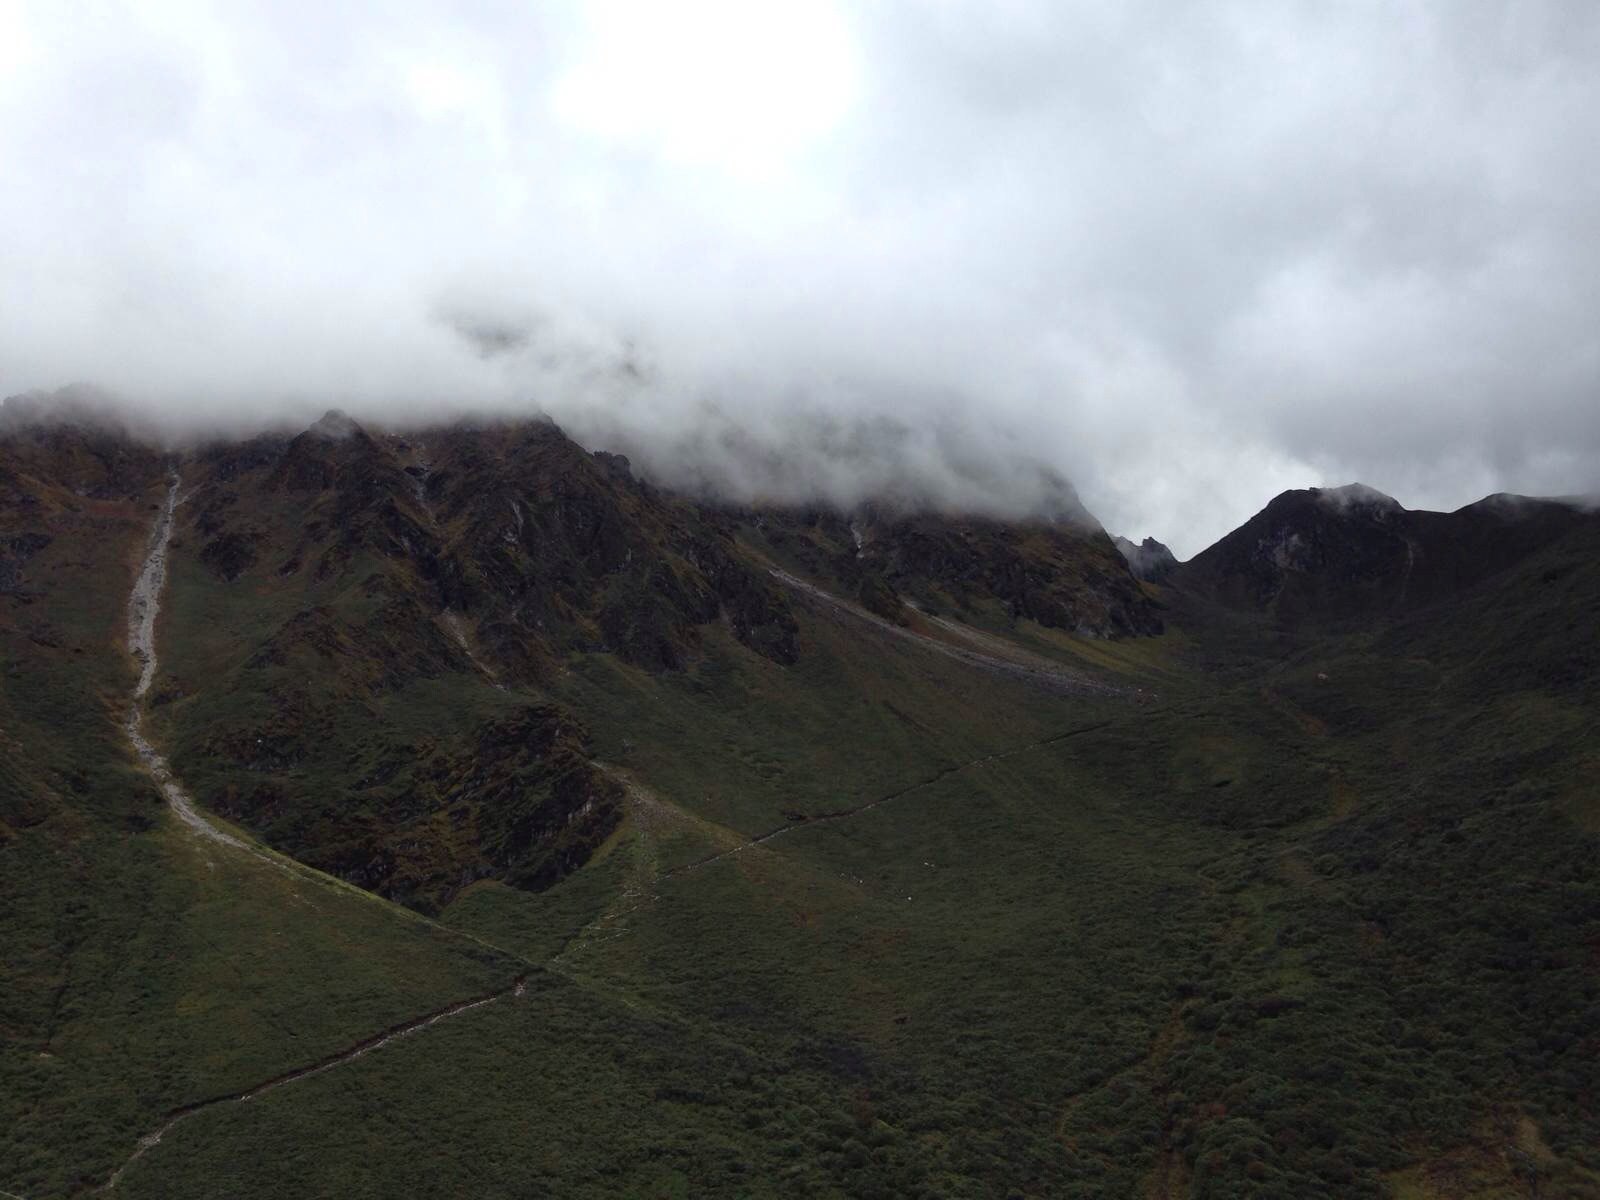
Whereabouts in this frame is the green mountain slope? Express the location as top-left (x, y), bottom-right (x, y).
top-left (0, 428), bottom-right (516, 1197)
top-left (2, 405), bottom-right (1596, 1199)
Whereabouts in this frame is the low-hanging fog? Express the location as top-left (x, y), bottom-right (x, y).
top-left (2, 1), bottom-right (1597, 556)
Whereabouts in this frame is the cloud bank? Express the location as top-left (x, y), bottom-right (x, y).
top-left (2, 1), bottom-right (1597, 555)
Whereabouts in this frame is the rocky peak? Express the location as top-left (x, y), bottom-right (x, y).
top-left (1312, 483), bottom-right (1402, 516)
top-left (1176, 481), bottom-right (1599, 624)
top-left (272, 411), bottom-right (388, 492)
top-left (182, 413), bottom-right (799, 674)
top-left (306, 409), bottom-right (363, 440)
top-left (1113, 535), bottom-right (1177, 583)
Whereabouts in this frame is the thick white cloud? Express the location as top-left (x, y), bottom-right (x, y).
top-left (1, 0), bottom-right (1596, 555)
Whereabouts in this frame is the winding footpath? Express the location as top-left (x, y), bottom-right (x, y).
top-left (102, 979), bottom-right (526, 1191)
top-left (553, 716), bottom-right (1120, 960)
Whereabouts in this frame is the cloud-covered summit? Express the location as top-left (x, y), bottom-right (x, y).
top-left (2, 1), bottom-right (1596, 555)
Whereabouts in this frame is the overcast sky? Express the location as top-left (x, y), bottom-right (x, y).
top-left (2, 1), bottom-right (1597, 555)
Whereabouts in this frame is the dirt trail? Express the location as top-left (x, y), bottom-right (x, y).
top-left (102, 977), bottom-right (527, 1191)
top-left (768, 568), bottom-right (1128, 698)
top-left (550, 771), bottom-right (672, 961)
top-left (567, 721), bottom-right (1114, 950)
top-left (559, 727), bottom-right (1124, 960)
top-left (554, 767), bottom-right (768, 962)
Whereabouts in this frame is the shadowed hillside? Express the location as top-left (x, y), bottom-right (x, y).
top-left (3, 402), bottom-right (1597, 1199)
top-left (1175, 483), bottom-right (1597, 627)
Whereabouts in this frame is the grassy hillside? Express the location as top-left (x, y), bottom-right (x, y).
top-left (96, 597), bottom-right (1600, 1196)
top-left (117, 552), bottom-right (1600, 1197)
top-left (0, 469), bottom-right (518, 1198)
top-left (4, 415), bottom-right (1596, 1198)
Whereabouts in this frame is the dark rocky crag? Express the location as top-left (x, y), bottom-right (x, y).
top-left (1113, 534), bottom-right (1178, 584)
top-left (1174, 482), bottom-right (1599, 626)
top-left (189, 412), bottom-right (802, 674)
top-left (198, 700), bottom-right (624, 911)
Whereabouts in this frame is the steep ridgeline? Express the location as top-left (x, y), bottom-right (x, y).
top-left (1175, 482), bottom-right (1600, 626)
top-left (739, 504), bottom-right (1163, 638)
top-left (193, 413), bottom-right (800, 670)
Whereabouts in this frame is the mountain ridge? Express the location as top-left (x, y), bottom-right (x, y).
top-left (1175, 480), bottom-right (1599, 625)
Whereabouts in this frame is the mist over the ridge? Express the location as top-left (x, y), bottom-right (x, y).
top-left (2, 2), bottom-right (1598, 556)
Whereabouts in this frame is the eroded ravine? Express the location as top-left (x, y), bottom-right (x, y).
top-left (105, 472), bottom-right (530, 1193)
top-left (125, 476), bottom-right (248, 849)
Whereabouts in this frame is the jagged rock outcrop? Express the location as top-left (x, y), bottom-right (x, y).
top-left (200, 701), bottom-right (622, 912)
top-left (1113, 535), bottom-right (1177, 583)
top-left (0, 532), bottom-right (53, 594)
top-left (186, 413), bottom-right (799, 675)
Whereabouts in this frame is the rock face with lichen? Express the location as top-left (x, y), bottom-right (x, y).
top-left (199, 702), bottom-right (622, 912)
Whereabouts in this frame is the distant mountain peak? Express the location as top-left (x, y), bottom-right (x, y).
top-left (1312, 483), bottom-right (1401, 512)
top-left (1113, 534), bottom-right (1177, 583)
top-left (1178, 478), bottom-right (1598, 624)
top-left (307, 409), bottom-right (362, 440)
